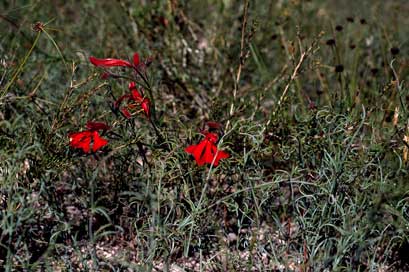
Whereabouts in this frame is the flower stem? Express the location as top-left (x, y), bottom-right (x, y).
top-left (1, 32), bottom-right (41, 102)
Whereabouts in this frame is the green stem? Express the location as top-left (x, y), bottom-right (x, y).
top-left (41, 29), bottom-right (69, 73)
top-left (136, 68), bottom-right (157, 122)
top-left (1, 32), bottom-right (42, 101)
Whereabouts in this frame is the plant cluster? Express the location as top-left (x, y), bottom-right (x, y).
top-left (0, 0), bottom-right (408, 271)
top-left (69, 53), bottom-right (229, 167)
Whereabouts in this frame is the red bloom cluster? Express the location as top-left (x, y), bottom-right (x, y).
top-left (69, 52), bottom-right (231, 167)
top-left (89, 53), bottom-right (151, 119)
top-left (185, 132), bottom-right (229, 166)
top-left (69, 53), bottom-right (154, 154)
top-left (69, 122), bottom-right (110, 153)
top-left (114, 82), bottom-right (150, 118)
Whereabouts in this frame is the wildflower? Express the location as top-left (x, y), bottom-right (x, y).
top-left (89, 52), bottom-right (154, 72)
top-left (69, 121), bottom-right (110, 153)
top-left (114, 82), bottom-right (150, 118)
top-left (185, 132), bottom-right (229, 166)
top-left (89, 52), bottom-right (140, 68)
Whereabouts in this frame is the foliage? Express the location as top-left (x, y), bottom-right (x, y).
top-left (1, 0), bottom-right (408, 271)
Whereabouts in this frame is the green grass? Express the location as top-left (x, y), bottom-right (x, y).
top-left (1, 0), bottom-right (409, 271)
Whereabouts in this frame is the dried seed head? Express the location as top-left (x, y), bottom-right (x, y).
top-left (326, 39), bottom-right (336, 46)
top-left (370, 68), bottom-right (379, 76)
top-left (271, 34), bottom-right (278, 40)
top-left (335, 65), bottom-right (344, 73)
top-left (32, 22), bottom-right (44, 32)
top-left (390, 47), bottom-right (400, 56)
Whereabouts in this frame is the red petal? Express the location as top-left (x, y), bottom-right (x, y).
top-left (89, 56), bottom-right (132, 67)
top-left (217, 150), bottom-right (229, 160)
top-left (131, 89), bottom-right (143, 101)
top-left (185, 145), bottom-right (196, 154)
top-left (213, 148), bottom-right (229, 166)
top-left (203, 142), bottom-right (215, 165)
top-left (185, 139), bottom-right (207, 166)
top-left (141, 98), bottom-right (150, 117)
top-left (204, 132), bottom-right (218, 144)
top-left (86, 121), bottom-right (110, 131)
top-left (121, 108), bottom-right (132, 118)
top-left (128, 81), bottom-right (137, 90)
top-left (114, 94), bottom-right (131, 109)
top-left (133, 53), bottom-right (140, 66)
top-left (69, 131), bottom-right (92, 153)
top-left (92, 131), bottom-right (108, 152)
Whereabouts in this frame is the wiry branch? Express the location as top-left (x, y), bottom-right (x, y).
top-left (226, 0), bottom-right (250, 130)
top-left (267, 31), bottom-right (322, 126)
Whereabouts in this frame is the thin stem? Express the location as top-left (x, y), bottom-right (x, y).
top-left (89, 169), bottom-right (98, 269)
top-left (41, 28), bottom-right (70, 73)
top-left (266, 32), bottom-right (322, 127)
top-left (226, 0), bottom-right (249, 131)
top-left (135, 68), bottom-right (157, 122)
top-left (1, 32), bottom-right (41, 102)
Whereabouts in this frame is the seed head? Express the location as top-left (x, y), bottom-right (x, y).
top-left (335, 65), bottom-right (344, 73)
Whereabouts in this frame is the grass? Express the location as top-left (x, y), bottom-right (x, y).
top-left (1, 0), bottom-right (409, 271)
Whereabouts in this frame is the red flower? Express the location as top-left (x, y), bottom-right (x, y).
top-left (69, 121), bottom-right (109, 153)
top-left (89, 53), bottom-right (141, 68)
top-left (185, 132), bottom-right (229, 166)
top-left (114, 82), bottom-right (150, 118)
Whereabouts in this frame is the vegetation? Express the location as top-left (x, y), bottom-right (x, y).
top-left (1, 0), bottom-right (408, 271)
